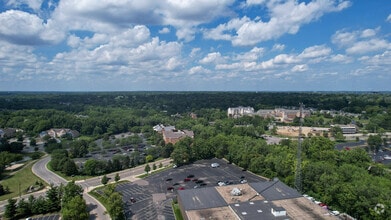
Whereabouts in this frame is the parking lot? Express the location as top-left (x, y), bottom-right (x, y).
top-left (116, 158), bottom-right (268, 220)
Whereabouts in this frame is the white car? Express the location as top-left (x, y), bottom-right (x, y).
top-left (211, 163), bottom-right (220, 168)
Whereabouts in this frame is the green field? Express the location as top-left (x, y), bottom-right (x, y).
top-left (0, 161), bottom-right (46, 201)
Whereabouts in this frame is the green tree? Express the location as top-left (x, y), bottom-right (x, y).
top-left (153, 163), bottom-right (157, 170)
top-left (367, 134), bottom-right (383, 152)
top-left (4, 198), bottom-right (17, 219)
top-left (45, 184), bottom-right (61, 212)
top-left (144, 164), bottom-right (151, 174)
top-left (16, 198), bottom-right (31, 218)
top-left (29, 138), bottom-right (36, 146)
top-left (101, 175), bottom-right (109, 185)
top-left (61, 158), bottom-right (79, 176)
top-left (61, 195), bottom-right (89, 220)
top-left (106, 192), bottom-right (125, 220)
top-left (114, 173), bottom-right (120, 182)
top-left (145, 154), bottom-right (154, 163)
top-left (61, 181), bottom-right (83, 204)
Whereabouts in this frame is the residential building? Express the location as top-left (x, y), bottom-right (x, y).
top-left (0, 128), bottom-right (17, 138)
top-left (47, 128), bottom-right (80, 138)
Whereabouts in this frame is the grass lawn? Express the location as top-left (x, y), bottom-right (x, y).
top-left (0, 161), bottom-right (47, 201)
top-left (173, 203), bottom-right (184, 220)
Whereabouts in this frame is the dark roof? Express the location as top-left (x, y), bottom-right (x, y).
top-left (249, 180), bottom-right (301, 201)
top-left (229, 200), bottom-right (291, 220)
top-left (178, 187), bottom-right (227, 210)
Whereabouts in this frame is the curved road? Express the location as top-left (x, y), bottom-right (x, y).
top-left (32, 156), bottom-right (108, 220)
top-left (1, 156), bottom-right (172, 219)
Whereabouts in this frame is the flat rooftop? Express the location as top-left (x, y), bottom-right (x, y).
top-left (178, 187), bottom-right (227, 210)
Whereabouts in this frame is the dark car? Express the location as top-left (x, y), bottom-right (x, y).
top-left (178, 187), bottom-right (185, 190)
top-left (166, 178), bottom-right (172, 181)
top-left (173, 182), bottom-right (180, 186)
top-left (187, 174), bottom-right (195, 178)
top-left (130, 197), bottom-right (136, 203)
top-left (167, 186), bottom-right (174, 190)
top-left (184, 178), bottom-right (191, 182)
top-left (195, 180), bottom-right (203, 184)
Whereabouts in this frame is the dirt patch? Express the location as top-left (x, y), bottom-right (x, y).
top-left (5, 163), bottom-right (24, 171)
top-left (277, 126), bottom-right (329, 137)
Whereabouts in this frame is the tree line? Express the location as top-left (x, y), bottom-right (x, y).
top-left (4, 181), bottom-right (88, 220)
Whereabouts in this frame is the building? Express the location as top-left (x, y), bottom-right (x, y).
top-left (228, 107), bottom-right (311, 123)
top-left (162, 129), bottom-right (194, 144)
top-left (46, 128), bottom-right (80, 138)
top-left (0, 128), bottom-right (17, 138)
top-left (177, 179), bottom-right (336, 220)
top-left (154, 124), bottom-right (194, 144)
top-left (332, 124), bottom-right (357, 134)
top-left (228, 107), bottom-right (255, 118)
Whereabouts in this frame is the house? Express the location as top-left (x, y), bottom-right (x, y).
top-left (0, 128), bottom-right (17, 138)
top-left (47, 128), bottom-right (80, 138)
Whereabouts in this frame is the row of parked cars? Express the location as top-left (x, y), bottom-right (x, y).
top-left (303, 194), bottom-right (340, 216)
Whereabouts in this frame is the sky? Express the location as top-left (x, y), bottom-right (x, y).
top-left (0, 0), bottom-right (390, 91)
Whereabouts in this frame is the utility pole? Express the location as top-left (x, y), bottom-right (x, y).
top-left (294, 103), bottom-right (303, 193)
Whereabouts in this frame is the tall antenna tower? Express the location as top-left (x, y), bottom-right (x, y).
top-left (294, 103), bottom-right (303, 193)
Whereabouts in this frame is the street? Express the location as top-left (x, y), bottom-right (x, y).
top-left (0, 156), bottom-right (172, 220)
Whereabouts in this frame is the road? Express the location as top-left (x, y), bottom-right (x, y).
top-left (32, 156), bottom-right (68, 186)
top-left (1, 156), bottom-right (172, 220)
top-left (32, 156), bottom-right (108, 220)
top-left (76, 158), bottom-right (173, 190)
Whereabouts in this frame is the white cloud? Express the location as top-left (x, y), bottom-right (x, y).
top-left (298, 45), bottom-right (331, 59)
top-left (332, 28), bottom-right (391, 54)
top-left (6, 0), bottom-right (43, 11)
top-left (360, 28), bottom-right (377, 38)
top-left (272, 44), bottom-right (285, 51)
top-left (190, 48), bottom-right (201, 58)
top-left (329, 54), bottom-right (353, 63)
top-left (291, 64), bottom-right (308, 72)
top-left (52, 0), bottom-right (234, 42)
top-left (245, 0), bottom-right (266, 6)
top-left (189, 66), bottom-right (211, 75)
top-left (159, 27), bottom-right (170, 34)
top-left (234, 47), bottom-right (264, 61)
top-left (346, 39), bottom-right (391, 54)
top-left (205, 0), bottom-right (351, 46)
top-left (199, 52), bottom-right (225, 64)
top-left (0, 10), bottom-right (64, 45)
top-left (387, 14), bottom-right (391, 22)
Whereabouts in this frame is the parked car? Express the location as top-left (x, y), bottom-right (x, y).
top-left (211, 163), bottom-right (220, 168)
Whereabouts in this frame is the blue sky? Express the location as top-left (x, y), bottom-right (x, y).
top-left (0, 0), bottom-right (390, 91)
